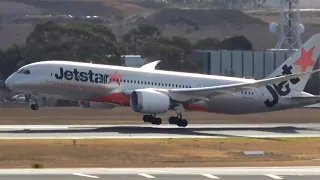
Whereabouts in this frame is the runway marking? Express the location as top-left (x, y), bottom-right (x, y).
top-left (265, 174), bottom-right (283, 179)
top-left (201, 173), bottom-right (220, 179)
top-left (72, 173), bottom-right (100, 178)
top-left (138, 173), bottom-right (156, 178)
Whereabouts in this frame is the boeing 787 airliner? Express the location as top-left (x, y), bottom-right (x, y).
top-left (5, 34), bottom-right (320, 127)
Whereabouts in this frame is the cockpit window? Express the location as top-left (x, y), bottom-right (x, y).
top-left (22, 70), bottom-right (31, 74)
top-left (17, 69), bottom-right (31, 75)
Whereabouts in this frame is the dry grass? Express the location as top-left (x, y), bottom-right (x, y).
top-left (0, 138), bottom-right (319, 168)
top-left (0, 107), bottom-right (319, 125)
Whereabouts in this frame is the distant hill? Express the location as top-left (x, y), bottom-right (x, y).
top-left (114, 8), bottom-right (276, 49)
top-left (0, 0), bottom-right (320, 50)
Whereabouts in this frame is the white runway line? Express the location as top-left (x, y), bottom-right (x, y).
top-left (138, 173), bottom-right (156, 178)
top-left (201, 173), bottom-right (220, 179)
top-left (72, 173), bottom-right (100, 178)
top-left (265, 174), bottom-right (283, 179)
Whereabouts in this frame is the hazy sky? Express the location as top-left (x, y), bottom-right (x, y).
top-left (268, 0), bottom-right (320, 8)
top-left (300, 0), bottom-right (320, 8)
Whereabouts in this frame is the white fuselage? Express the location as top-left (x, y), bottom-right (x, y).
top-left (5, 61), bottom-right (318, 114)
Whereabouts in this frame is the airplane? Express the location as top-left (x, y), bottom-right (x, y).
top-left (4, 34), bottom-right (320, 127)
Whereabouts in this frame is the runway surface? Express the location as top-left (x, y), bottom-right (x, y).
top-left (0, 123), bottom-right (319, 139)
top-left (0, 167), bottom-right (320, 179)
top-left (1, 174), bottom-right (320, 180)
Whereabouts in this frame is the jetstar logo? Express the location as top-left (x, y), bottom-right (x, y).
top-left (293, 46), bottom-right (316, 72)
top-left (55, 67), bottom-right (123, 85)
top-left (264, 64), bottom-right (300, 108)
top-left (264, 46), bottom-right (316, 108)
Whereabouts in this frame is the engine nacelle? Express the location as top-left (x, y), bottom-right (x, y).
top-left (78, 101), bottom-right (116, 109)
top-left (130, 89), bottom-right (170, 114)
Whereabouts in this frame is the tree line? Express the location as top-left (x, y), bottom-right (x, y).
top-left (0, 21), bottom-right (253, 80)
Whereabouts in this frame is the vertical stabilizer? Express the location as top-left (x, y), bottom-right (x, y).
top-left (266, 34), bottom-right (320, 92)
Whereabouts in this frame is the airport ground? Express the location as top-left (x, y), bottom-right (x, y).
top-left (0, 106), bottom-right (320, 125)
top-left (0, 138), bottom-right (319, 168)
top-left (1, 105), bottom-right (320, 174)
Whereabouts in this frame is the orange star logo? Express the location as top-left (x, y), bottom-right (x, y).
top-left (108, 72), bottom-right (123, 86)
top-left (293, 46), bottom-right (316, 72)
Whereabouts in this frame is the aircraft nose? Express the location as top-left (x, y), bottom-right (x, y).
top-left (5, 76), bottom-right (15, 90)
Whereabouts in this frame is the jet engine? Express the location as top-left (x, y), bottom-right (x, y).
top-left (78, 101), bottom-right (116, 109)
top-left (130, 89), bottom-right (170, 114)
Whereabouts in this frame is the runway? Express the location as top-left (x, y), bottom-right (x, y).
top-left (1, 174), bottom-right (320, 180)
top-left (0, 123), bottom-right (319, 139)
top-left (0, 167), bottom-right (320, 179)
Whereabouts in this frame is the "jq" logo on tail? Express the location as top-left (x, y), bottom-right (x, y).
top-left (264, 64), bottom-right (300, 108)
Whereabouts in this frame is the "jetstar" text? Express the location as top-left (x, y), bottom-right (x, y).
top-left (55, 67), bottom-right (109, 84)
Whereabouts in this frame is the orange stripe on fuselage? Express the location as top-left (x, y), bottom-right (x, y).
top-left (89, 93), bottom-right (130, 106)
top-left (89, 93), bottom-right (212, 112)
top-left (182, 103), bottom-right (208, 112)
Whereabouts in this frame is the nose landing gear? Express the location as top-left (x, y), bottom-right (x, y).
top-left (30, 103), bottom-right (39, 111)
top-left (25, 94), bottom-right (39, 111)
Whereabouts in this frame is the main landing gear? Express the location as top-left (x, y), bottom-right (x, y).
top-left (142, 103), bottom-right (188, 127)
top-left (142, 114), bottom-right (188, 127)
top-left (143, 115), bottom-right (162, 125)
top-left (168, 114), bottom-right (188, 127)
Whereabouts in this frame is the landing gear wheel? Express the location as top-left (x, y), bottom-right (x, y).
top-left (168, 116), bottom-right (188, 127)
top-left (168, 116), bottom-right (177, 124)
top-left (177, 119), bottom-right (188, 127)
top-left (30, 104), bottom-right (39, 111)
top-left (142, 115), bottom-right (162, 125)
top-left (143, 115), bottom-right (152, 122)
top-left (152, 118), bottom-right (162, 125)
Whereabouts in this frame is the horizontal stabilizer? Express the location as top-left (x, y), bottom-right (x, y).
top-left (283, 96), bottom-right (320, 101)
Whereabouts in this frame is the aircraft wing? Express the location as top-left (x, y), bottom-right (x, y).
top-left (167, 69), bottom-right (320, 98)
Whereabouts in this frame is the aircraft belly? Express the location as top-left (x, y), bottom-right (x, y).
top-left (40, 80), bottom-right (109, 100)
top-left (207, 95), bottom-right (269, 114)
